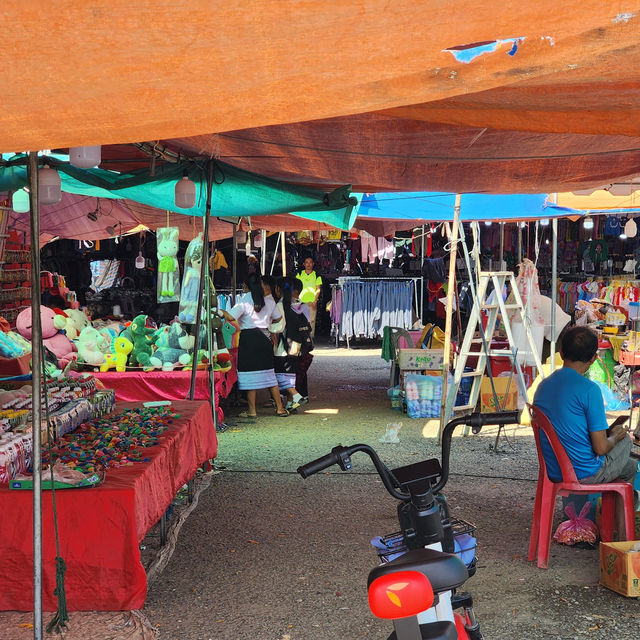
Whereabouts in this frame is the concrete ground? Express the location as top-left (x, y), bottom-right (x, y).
top-left (142, 343), bottom-right (640, 640)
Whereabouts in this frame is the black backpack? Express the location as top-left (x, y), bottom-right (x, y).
top-left (283, 306), bottom-right (314, 354)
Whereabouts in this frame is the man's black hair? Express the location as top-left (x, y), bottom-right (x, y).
top-left (561, 325), bottom-right (598, 363)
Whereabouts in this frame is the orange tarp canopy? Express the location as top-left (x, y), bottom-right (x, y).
top-left (2, 2), bottom-right (640, 194)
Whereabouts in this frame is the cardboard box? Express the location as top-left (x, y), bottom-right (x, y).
top-left (600, 541), bottom-right (640, 597)
top-left (397, 348), bottom-right (444, 371)
top-left (479, 376), bottom-right (518, 413)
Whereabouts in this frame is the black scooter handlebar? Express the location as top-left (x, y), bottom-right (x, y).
top-left (297, 450), bottom-right (341, 478)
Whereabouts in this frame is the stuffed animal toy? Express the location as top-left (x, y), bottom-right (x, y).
top-left (76, 326), bottom-right (109, 367)
top-left (100, 336), bottom-right (133, 372)
top-left (65, 309), bottom-right (91, 338)
top-left (16, 306), bottom-right (76, 368)
top-left (53, 309), bottom-right (79, 340)
top-left (157, 227), bottom-right (180, 303)
top-left (129, 314), bottom-right (157, 369)
top-left (178, 233), bottom-right (203, 322)
top-left (149, 323), bottom-right (194, 371)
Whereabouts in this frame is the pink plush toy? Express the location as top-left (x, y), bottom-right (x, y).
top-left (16, 306), bottom-right (77, 368)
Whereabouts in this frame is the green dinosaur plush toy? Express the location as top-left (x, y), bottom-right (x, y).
top-left (129, 314), bottom-right (156, 369)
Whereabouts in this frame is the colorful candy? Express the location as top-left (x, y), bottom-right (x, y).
top-left (41, 406), bottom-right (180, 474)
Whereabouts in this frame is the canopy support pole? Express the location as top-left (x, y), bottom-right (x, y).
top-left (280, 231), bottom-right (287, 276)
top-left (270, 232), bottom-right (280, 276)
top-left (499, 223), bottom-right (504, 268)
top-left (189, 162), bottom-right (213, 403)
top-left (550, 215), bottom-right (558, 372)
top-left (420, 224), bottom-right (425, 324)
top-left (260, 229), bottom-right (267, 275)
top-left (231, 224), bottom-right (237, 305)
top-left (439, 194), bottom-right (461, 443)
top-left (517, 223), bottom-right (522, 264)
top-left (28, 152), bottom-right (43, 640)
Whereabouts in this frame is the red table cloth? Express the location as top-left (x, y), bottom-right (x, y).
top-left (93, 366), bottom-right (237, 423)
top-left (0, 400), bottom-right (217, 611)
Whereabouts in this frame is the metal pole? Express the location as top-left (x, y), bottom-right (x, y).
top-left (280, 230), bottom-right (287, 277)
top-left (420, 224), bottom-right (425, 324)
top-left (231, 224), bottom-right (237, 305)
top-left (28, 152), bottom-right (43, 640)
top-left (550, 215), bottom-right (558, 372)
top-left (189, 162), bottom-right (213, 401)
top-left (260, 229), bottom-right (267, 275)
top-left (499, 222), bottom-right (504, 268)
top-left (439, 194), bottom-right (461, 442)
top-left (517, 222), bottom-right (522, 264)
top-left (204, 257), bottom-right (217, 429)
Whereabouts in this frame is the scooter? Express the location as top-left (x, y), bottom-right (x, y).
top-left (297, 411), bottom-right (519, 640)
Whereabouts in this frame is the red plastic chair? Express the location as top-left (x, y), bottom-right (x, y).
top-left (527, 404), bottom-right (635, 569)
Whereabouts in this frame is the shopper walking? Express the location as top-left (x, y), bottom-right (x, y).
top-left (219, 272), bottom-right (289, 419)
top-left (273, 277), bottom-right (311, 411)
top-left (297, 257), bottom-right (322, 337)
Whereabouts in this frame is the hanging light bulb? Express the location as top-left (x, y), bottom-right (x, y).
top-left (39, 165), bottom-right (61, 204)
top-left (175, 169), bottom-right (196, 208)
top-left (539, 218), bottom-right (550, 226)
top-left (620, 232), bottom-right (628, 241)
top-left (69, 145), bottom-right (101, 169)
top-left (583, 215), bottom-right (594, 230)
top-left (484, 220), bottom-right (492, 227)
top-left (12, 188), bottom-right (30, 213)
top-left (624, 218), bottom-right (637, 238)
top-left (519, 221), bottom-right (526, 228)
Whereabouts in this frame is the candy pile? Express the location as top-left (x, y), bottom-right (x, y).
top-left (41, 406), bottom-right (180, 474)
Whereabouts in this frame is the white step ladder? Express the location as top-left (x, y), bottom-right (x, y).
top-left (444, 270), bottom-right (544, 423)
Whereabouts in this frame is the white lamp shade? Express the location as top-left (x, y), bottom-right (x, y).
top-left (39, 165), bottom-right (61, 205)
top-left (539, 218), bottom-right (550, 226)
top-left (12, 189), bottom-right (30, 213)
top-left (624, 218), bottom-right (637, 238)
top-left (69, 145), bottom-right (101, 169)
top-left (175, 175), bottom-right (196, 208)
top-left (583, 216), bottom-right (594, 229)
top-left (483, 220), bottom-right (492, 226)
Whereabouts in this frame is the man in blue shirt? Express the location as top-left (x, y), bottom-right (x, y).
top-left (534, 326), bottom-right (636, 486)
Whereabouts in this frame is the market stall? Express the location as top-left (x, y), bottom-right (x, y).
top-left (0, 400), bottom-right (216, 611)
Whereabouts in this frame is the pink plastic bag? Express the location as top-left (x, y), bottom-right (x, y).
top-left (553, 501), bottom-right (599, 546)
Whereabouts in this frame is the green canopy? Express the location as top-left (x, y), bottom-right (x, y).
top-left (0, 155), bottom-right (358, 230)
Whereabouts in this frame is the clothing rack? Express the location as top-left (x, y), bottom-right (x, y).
top-left (330, 276), bottom-right (422, 348)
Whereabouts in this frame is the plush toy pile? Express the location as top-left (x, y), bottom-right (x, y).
top-left (41, 405), bottom-right (179, 474)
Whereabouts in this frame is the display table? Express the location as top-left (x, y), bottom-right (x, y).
top-left (93, 366), bottom-right (237, 423)
top-left (0, 400), bottom-right (217, 611)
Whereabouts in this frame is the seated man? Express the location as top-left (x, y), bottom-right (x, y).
top-left (533, 325), bottom-right (637, 486)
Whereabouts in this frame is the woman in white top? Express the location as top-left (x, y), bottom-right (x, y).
top-left (220, 272), bottom-right (289, 419)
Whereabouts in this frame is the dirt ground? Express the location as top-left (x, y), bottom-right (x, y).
top-left (3, 343), bottom-right (640, 639)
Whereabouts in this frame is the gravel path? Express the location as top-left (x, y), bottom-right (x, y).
top-left (144, 344), bottom-right (640, 639)
top-left (5, 343), bottom-right (633, 640)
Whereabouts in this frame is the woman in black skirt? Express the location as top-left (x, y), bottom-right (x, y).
top-left (220, 272), bottom-right (289, 419)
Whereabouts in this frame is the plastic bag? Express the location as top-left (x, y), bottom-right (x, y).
top-left (379, 422), bottom-right (402, 443)
top-left (553, 501), bottom-right (599, 546)
top-left (592, 379), bottom-right (630, 411)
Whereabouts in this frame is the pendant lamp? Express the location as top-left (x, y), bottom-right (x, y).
top-left (624, 218), bottom-right (637, 238)
top-left (484, 221), bottom-right (492, 227)
top-left (583, 215), bottom-right (594, 230)
top-left (39, 165), bottom-right (61, 205)
top-left (69, 145), bottom-right (101, 169)
top-left (175, 170), bottom-right (196, 208)
top-left (539, 219), bottom-right (550, 226)
top-left (12, 189), bottom-right (30, 213)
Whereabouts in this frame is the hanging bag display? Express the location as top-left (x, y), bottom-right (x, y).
top-left (178, 233), bottom-right (204, 323)
top-left (156, 227), bottom-right (180, 303)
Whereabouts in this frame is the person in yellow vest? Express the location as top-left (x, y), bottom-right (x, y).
top-left (297, 257), bottom-right (322, 337)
